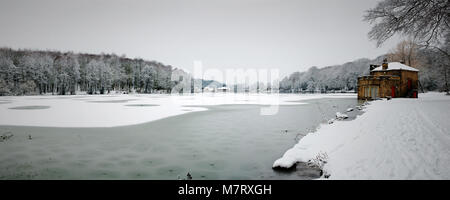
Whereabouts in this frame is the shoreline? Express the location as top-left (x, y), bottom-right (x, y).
top-left (273, 92), bottom-right (450, 179)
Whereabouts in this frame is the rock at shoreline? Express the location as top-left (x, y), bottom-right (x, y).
top-left (335, 112), bottom-right (348, 120)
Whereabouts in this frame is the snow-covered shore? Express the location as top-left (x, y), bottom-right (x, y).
top-left (273, 92), bottom-right (450, 179)
top-left (0, 93), bottom-right (354, 127)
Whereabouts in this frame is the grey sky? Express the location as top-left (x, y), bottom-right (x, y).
top-left (0, 0), bottom-right (399, 77)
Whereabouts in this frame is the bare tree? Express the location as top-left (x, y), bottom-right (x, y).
top-left (387, 40), bottom-right (421, 67)
top-left (364, 0), bottom-right (450, 94)
top-left (364, 0), bottom-right (449, 47)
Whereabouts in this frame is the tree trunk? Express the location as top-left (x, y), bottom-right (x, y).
top-left (445, 64), bottom-right (449, 95)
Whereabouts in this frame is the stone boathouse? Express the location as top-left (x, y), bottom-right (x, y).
top-left (357, 60), bottom-right (419, 100)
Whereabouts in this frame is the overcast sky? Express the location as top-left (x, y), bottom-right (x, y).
top-left (0, 0), bottom-right (399, 77)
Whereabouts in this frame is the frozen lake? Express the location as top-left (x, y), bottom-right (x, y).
top-left (0, 94), bottom-right (362, 179)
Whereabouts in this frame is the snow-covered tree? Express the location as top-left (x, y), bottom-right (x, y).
top-left (0, 48), bottom-right (180, 95)
top-left (141, 64), bottom-right (156, 93)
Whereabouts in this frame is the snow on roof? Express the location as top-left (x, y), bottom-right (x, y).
top-left (371, 62), bottom-right (419, 72)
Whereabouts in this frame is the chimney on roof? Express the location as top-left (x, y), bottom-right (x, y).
top-left (382, 58), bottom-right (388, 70)
top-left (370, 64), bottom-right (378, 71)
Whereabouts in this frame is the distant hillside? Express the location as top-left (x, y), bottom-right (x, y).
top-left (279, 56), bottom-right (385, 93)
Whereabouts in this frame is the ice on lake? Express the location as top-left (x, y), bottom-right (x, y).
top-left (0, 93), bottom-right (361, 179)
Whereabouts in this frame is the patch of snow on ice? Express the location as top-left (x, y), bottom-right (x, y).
top-left (0, 93), bottom-right (355, 127)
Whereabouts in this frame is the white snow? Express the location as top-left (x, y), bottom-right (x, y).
top-left (346, 108), bottom-right (354, 112)
top-left (0, 93), bottom-right (355, 128)
top-left (371, 62), bottom-right (419, 72)
top-left (335, 112), bottom-right (348, 120)
top-left (273, 92), bottom-right (450, 179)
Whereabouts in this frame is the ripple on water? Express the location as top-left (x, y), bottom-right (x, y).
top-left (239, 163), bottom-right (261, 171)
top-left (31, 149), bottom-right (48, 157)
top-left (10, 153), bottom-right (30, 160)
top-left (58, 153), bottom-right (74, 159)
top-left (87, 169), bottom-right (121, 179)
top-left (122, 153), bottom-right (140, 159)
top-left (0, 156), bottom-right (16, 165)
top-left (36, 167), bottom-right (70, 179)
top-left (66, 160), bottom-right (89, 169)
top-left (227, 175), bottom-right (254, 180)
top-left (4, 162), bottom-right (34, 171)
top-left (194, 160), bottom-right (228, 171)
top-left (176, 143), bottom-right (202, 153)
top-left (125, 170), bottom-right (152, 179)
top-left (155, 165), bottom-right (186, 178)
top-left (188, 170), bottom-right (220, 180)
top-left (177, 152), bottom-right (206, 161)
top-left (149, 145), bottom-right (171, 153)
top-left (4, 145), bottom-right (28, 153)
top-left (118, 159), bottom-right (136, 167)
top-left (130, 144), bottom-right (150, 153)
top-left (140, 157), bottom-right (165, 167)
top-left (96, 161), bottom-right (116, 169)
top-left (35, 157), bottom-right (61, 165)
top-left (8, 106), bottom-right (50, 110)
top-left (77, 149), bottom-right (105, 159)
top-left (50, 147), bottom-right (67, 154)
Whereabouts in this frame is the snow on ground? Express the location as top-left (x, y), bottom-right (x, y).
top-left (273, 92), bottom-right (450, 179)
top-left (0, 93), bottom-right (355, 127)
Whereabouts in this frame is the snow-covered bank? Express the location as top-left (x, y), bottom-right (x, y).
top-left (273, 93), bottom-right (450, 179)
top-left (0, 93), bottom-right (355, 127)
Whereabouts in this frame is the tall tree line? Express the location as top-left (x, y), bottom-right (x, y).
top-left (0, 48), bottom-right (176, 95)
